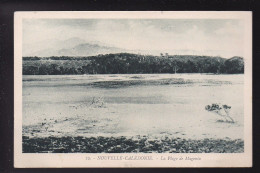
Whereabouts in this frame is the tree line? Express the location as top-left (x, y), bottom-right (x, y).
top-left (23, 53), bottom-right (244, 75)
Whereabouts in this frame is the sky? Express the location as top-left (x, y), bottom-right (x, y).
top-left (23, 19), bottom-right (244, 57)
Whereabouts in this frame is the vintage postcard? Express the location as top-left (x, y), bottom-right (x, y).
top-left (14, 11), bottom-right (252, 167)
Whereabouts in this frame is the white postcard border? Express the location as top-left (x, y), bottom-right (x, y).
top-left (14, 11), bottom-right (252, 168)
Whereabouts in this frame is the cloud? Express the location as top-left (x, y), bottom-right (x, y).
top-left (23, 19), bottom-right (244, 57)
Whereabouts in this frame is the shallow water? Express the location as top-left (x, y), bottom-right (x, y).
top-left (22, 74), bottom-right (244, 139)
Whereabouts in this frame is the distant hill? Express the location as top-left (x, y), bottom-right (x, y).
top-left (23, 37), bottom-right (127, 57)
top-left (23, 37), bottom-right (86, 57)
top-left (224, 56), bottom-right (244, 74)
top-left (56, 43), bottom-right (126, 56)
top-left (22, 53), bottom-right (244, 75)
top-left (23, 37), bottom-right (244, 58)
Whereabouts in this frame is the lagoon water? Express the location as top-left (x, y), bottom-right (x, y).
top-left (22, 74), bottom-right (244, 140)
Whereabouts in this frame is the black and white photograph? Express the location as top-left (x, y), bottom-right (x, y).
top-left (14, 11), bottom-right (252, 167)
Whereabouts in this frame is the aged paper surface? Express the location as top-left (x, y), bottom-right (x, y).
top-left (14, 11), bottom-right (252, 167)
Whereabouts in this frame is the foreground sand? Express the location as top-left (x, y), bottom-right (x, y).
top-left (22, 74), bottom-right (244, 153)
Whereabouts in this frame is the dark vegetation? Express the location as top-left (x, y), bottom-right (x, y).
top-left (205, 103), bottom-right (234, 123)
top-left (90, 78), bottom-right (193, 88)
top-left (23, 136), bottom-right (244, 153)
top-left (23, 53), bottom-right (244, 75)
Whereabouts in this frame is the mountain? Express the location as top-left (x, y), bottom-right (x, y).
top-left (23, 37), bottom-right (243, 58)
top-left (23, 37), bottom-right (87, 57)
top-left (56, 43), bottom-right (126, 57)
top-left (23, 37), bottom-right (128, 57)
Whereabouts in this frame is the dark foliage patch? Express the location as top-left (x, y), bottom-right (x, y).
top-left (23, 136), bottom-right (244, 153)
top-left (22, 53), bottom-right (244, 75)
